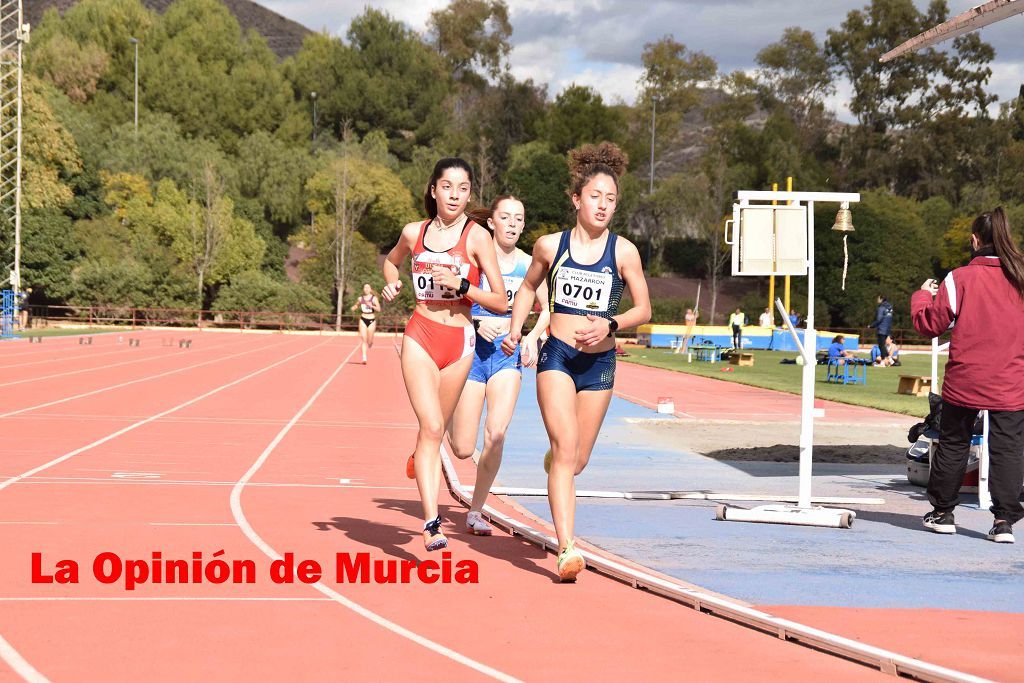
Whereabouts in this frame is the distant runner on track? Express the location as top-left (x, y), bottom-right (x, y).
top-left (503, 142), bottom-right (651, 581)
top-left (350, 284), bottom-right (380, 364)
top-left (449, 196), bottom-right (550, 536)
top-left (381, 158), bottom-right (507, 552)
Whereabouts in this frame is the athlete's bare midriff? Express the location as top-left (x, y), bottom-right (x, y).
top-left (415, 301), bottom-right (473, 327)
top-left (549, 312), bottom-right (615, 353)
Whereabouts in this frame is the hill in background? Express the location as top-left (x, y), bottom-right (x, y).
top-left (27, 0), bottom-right (312, 59)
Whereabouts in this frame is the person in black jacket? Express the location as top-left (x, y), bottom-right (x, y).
top-left (869, 295), bottom-right (894, 364)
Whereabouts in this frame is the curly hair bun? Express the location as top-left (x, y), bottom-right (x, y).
top-left (568, 141), bottom-right (629, 178)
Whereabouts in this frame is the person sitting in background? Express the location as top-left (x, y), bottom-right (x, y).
top-left (828, 335), bottom-right (856, 365)
top-left (758, 307), bottom-right (772, 327)
top-left (788, 308), bottom-right (800, 328)
top-left (886, 336), bottom-right (901, 365)
top-left (871, 335), bottom-right (901, 367)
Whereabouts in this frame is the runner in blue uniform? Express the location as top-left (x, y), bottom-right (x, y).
top-left (504, 142), bottom-right (651, 581)
top-left (449, 196), bottom-right (550, 535)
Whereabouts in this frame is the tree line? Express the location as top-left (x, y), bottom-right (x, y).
top-left (7, 0), bottom-right (1024, 328)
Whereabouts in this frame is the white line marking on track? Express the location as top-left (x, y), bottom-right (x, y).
top-left (13, 477), bottom-right (415, 490)
top-left (229, 344), bottom-right (521, 683)
top-left (0, 347), bottom-right (129, 371)
top-left (0, 338), bottom-right (240, 388)
top-left (0, 634), bottom-right (48, 683)
top-left (148, 522), bottom-right (238, 527)
top-left (0, 340), bottom-right (338, 682)
top-left (0, 340), bottom-right (328, 495)
top-left (613, 389), bottom-right (698, 419)
top-left (0, 337), bottom-right (293, 421)
top-left (0, 597), bottom-right (332, 602)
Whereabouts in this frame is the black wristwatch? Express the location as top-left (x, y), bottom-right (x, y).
top-left (607, 318), bottom-right (619, 334)
top-left (456, 278), bottom-right (471, 296)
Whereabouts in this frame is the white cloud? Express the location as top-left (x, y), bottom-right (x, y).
top-left (554, 64), bottom-right (645, 105)
top-left (261, 1), bottom-right (1024, 116)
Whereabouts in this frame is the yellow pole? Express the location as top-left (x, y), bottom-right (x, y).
top-left (784, 176), bottom-right (793, 316)
top-left (769, 183), bottom-right (777, 321)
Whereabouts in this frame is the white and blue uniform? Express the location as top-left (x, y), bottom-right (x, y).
top-left (467, 249), bottom-right (531, 384)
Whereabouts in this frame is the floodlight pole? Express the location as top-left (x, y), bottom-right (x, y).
top-left (129, 37), bottom-right (139, 137)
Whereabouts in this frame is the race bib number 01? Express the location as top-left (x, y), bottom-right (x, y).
top-left (554, 267), bottom-right (612, 312)
top-left (412, 254), bottom-right (470, 302)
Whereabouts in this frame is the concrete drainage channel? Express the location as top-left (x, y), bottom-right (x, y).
top-left (438, 446), bottom-right (989, 683)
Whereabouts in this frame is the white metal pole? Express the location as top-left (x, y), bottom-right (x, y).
top-left (797, 201), bottom-right (815, 509)
top-left (931, 337), bottom-right (939, 389)
top-left (979, 410), bottom-right (992, 511)
top-left (12, 7), bottom-right (23, 294)
top-left (649, 96), bottom-right (657, 194)
top-left (133, 40), bottom-right (138, 136)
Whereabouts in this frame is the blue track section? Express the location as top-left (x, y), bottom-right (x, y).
top-left (480, 368), bottom-right (1024, 612)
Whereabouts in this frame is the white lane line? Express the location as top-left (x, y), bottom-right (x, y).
top-left (0, 337), bottom-right (292, 420)
top-left (0, 336), bottom-right (243, 388)
top-left (0, 347), bottom-right (129, 371)
top-left (613, 389), bottom-right (698, 419)
top-left (0, 340), bottom-right (327, 494)
top-left (0, 340), bottom-right (338, 682)
top-left (0, 634), bottom-right (48, 683)
top-left (11, 476), bottom-right (414, 491)
top-left (229, 345), bottom-right (520, 683)
top-left (148, 522), bottom-right (237, 527)
top-left (0, 597), bottom-right (332, 602)
top-left (6, 415), bottom-right (419, 430)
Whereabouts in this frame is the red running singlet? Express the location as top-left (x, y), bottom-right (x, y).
top-left (410, 219), bottom-right (480, 307)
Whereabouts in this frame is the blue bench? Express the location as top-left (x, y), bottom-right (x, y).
top-left (825, 358), bottom-right (869, 385)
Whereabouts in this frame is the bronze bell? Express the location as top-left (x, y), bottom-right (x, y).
top-left (831, 202), bottom-right (855, 232)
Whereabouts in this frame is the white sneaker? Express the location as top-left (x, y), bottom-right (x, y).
top-left (466, 511), bottom-right (493, 536)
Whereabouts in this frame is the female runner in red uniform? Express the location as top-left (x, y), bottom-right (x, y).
top-left (381, 158), bottom-right (507, 551)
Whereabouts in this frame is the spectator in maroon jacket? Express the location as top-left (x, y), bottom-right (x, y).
top-left (911, 207), bottom-right (1024, 544)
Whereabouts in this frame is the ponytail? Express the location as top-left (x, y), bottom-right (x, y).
top-left (973, 207), bottom-right (1024, 300)
top-left (465, 195), bottom-right (522, 234)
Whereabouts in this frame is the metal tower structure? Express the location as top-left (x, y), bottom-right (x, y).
top-left (0, 0), bottom-right (25, 294)
top-left (881, 0), bottom-right (1024, 62)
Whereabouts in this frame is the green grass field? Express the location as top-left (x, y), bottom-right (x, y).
top-left (12, 327), bottom-right (112, 338)
top-left (622, 348), bottom-right (942, 418)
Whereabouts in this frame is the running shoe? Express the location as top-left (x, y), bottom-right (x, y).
top-left (556, 538), bottom-right (586, 582)
top-left (987, 520), bottom-right (1015, 544)
top-left (406, 453), bottom-right (415, 479)
top-left (466, 511), bottom-right (493, 536)
top-left (923, 509), bottom-right (956, 534)
top-left (543, 448), bottom-right (552, 474)
top-left (424, 516), bottom-right (448, 551)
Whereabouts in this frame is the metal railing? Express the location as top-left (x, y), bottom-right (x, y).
top-left (22, 304), bottom-right (409, 335)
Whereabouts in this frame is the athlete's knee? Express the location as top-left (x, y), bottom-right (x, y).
top-left (418, 419), bottom-right (445, 443)
top-left (450, 439), bottom-right (475, 460)
top-left (483, 423), bottom-right (507, 448)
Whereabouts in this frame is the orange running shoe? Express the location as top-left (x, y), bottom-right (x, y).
top-left (406, 453), bottom-right (416, 479)
top-left (423, 516), bottom-right (447, 551)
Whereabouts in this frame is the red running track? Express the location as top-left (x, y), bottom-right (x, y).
top-left (0, 332), bottom-right (905, 680)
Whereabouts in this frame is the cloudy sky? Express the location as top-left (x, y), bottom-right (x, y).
top-left (264, 0), bottom-right (1024, 120)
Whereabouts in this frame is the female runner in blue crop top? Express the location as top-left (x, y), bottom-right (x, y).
top-left (503, 142), bottom-right (651, 582)
top-left (448, 196), bottom-right (550, 536)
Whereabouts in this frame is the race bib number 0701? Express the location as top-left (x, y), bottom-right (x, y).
top-left (553, 267), bottom-right (612, 312)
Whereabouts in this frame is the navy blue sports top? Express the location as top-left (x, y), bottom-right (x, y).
top-left (547, 229), bottom-right (624, 321)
